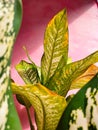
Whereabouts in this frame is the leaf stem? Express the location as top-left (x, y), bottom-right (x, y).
top-left (26, 106), bottom-right (35, 130)
top-left (23, 46), bottom-right (34, 64)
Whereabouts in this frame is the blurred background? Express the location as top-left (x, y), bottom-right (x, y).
top-left (11, 0), bottom-right (98, 130)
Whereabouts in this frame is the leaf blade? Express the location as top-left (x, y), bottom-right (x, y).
top-left (0, 0), bottom-right (22, 130)
top-left (16, 60), bottom-right (40, 107)
top-left (11, 83), bottom-right (67, 130)
top-left (57, 73), bottom-right (98, 130)
top-left (41, 9), bottom-right (68, 85)
top-left (46, 51), bottom-right (98, 96)
top-left (70, 64), bottom-right (98, 90)
top-left (16, 60), bottom-right (40, 84)
top-left (12, 83), bottom-right (44, 130)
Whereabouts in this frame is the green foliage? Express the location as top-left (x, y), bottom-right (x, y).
top-left (57, 73), bottom-right (98, 130)
top-left (16, 60), bottom-right (40, 84)
top-left (46, 50), bottom-right (98, 96)
top-left (1, 3), bottom-right (98, 130)
top-left (13, 9), bottom-right (98, 130)
top-left (0, 0), bottom-right (22, 130)
top-left (41, 9), bottom-right (68, 85)
top-left (15, 60), bottom-right (40, 107)
top-left (11, 83), bottom-right (67, 130)
top-left (70, 65), bottom-right (98, 90)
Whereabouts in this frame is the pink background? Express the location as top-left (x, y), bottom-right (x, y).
top-left (11, 0), bottom-right (98, 130)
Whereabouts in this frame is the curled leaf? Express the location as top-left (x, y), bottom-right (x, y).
top-left (11, 83), bottom-right (67, 130)
top-left (16, 60), bottom-right (40, 84)
top-left (16, 60), bottom-right (40, 107)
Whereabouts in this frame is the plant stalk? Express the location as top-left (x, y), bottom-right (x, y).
top-left (26, 106), bottom-right (34, 130)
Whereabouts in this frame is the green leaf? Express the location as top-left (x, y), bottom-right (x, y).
top-left (46, 51), bottom-right (98, 96)
top-left (70, 64), bottom-right (98, 90)
top-left (16, 60), bottom-right (40, 107)
top-left (41, 9), bottom-right (68, 85)
top-left (11, 83), bottom-right (67, 130)
top-left (0, 0), bottom-right (22, 130)
top-left (16, 60), bottom-right (40, 84)
top-left (57, 73), bottom-right (98, 130)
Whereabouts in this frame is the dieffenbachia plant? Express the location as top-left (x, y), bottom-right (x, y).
top-left (57, 73), bottom-right (98, 130)
top-left (0, 0), bottom-right (22, 130)
top-left (8, 8), bottom-right (98, 130)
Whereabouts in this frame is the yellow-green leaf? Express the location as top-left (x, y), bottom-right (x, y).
top-left (70, 64), bottom-right (98, 90)
top-left (41, 9), bottom-right (68, 85)
top-left (46, 51), bottom-right (98, 96)
top-left (16, 60), bottom-right (40, 107)
top-left (11, 83), bottom-right (67, 130)
top-left (16, 60), bottom-right (40, 84)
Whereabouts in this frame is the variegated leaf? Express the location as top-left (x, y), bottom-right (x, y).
top-left (70, 64), bottom-right (98, 90)
top-left (16, 60), bottom-right (40, 107)
top-left (41, 9), bottom-right (68, 85)
top-left (11, 83), bottom-right (67, 130)
top-left (46, 51), bottom-right (98, 96)
top-left (16, 60), bottom-right (40, 84)
top-left (12, 83), bottom-right (44, 130)
top-left (57, 73), bottom-right (98, 130)
top-left (0, 0), bottom-right (22, 130)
